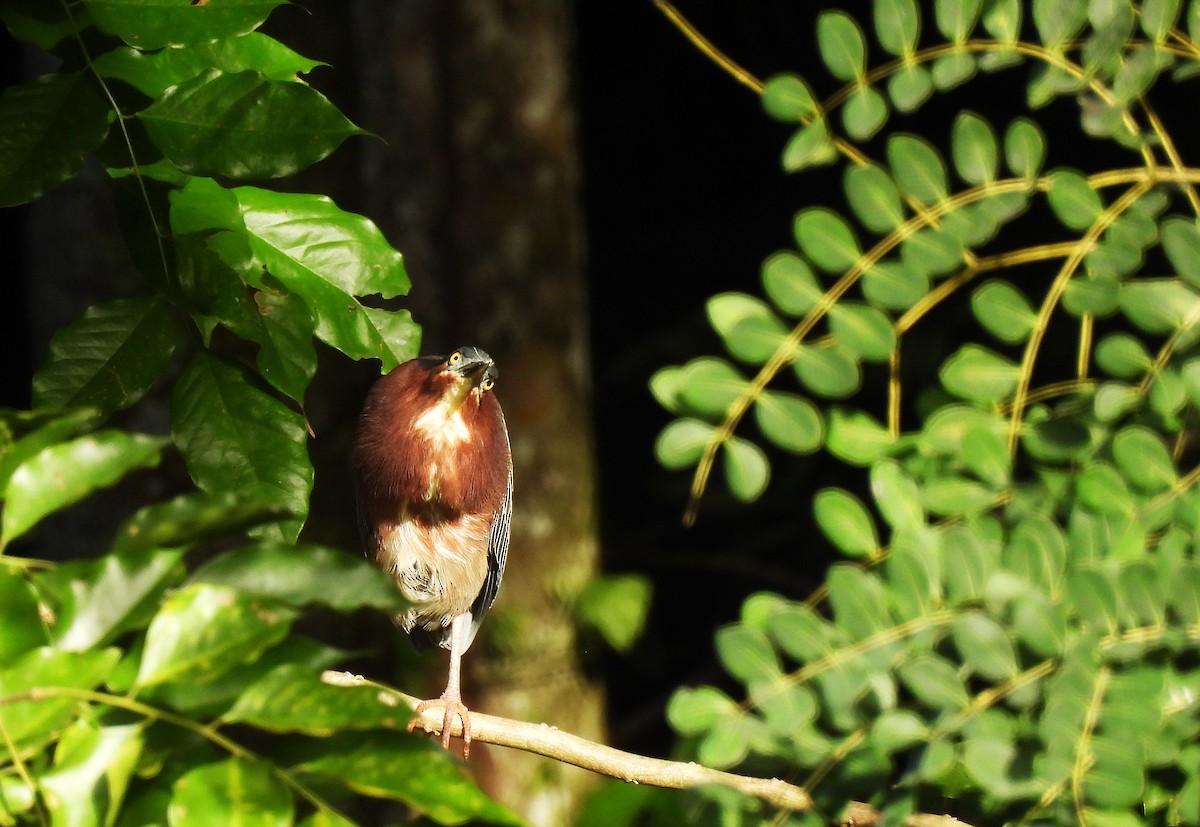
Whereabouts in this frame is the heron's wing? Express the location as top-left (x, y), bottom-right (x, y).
top-left (468, 462), bottom-right (512, 643)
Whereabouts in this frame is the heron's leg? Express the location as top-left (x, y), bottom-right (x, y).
top-left (409, 611), bottom-right (474, 756)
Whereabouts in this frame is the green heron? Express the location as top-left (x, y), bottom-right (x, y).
top-left (352, 346), bottom-right (512, 756)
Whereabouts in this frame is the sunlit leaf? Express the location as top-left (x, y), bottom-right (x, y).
top-left (781, 119), bottom-right (839, 172)
top-left (678, 357), bottom-right (747, 416)
top-left (826, 407), bottom-right (891, 465)
top-left (40, 722), bottom-right (143, 827)
top-left (936, 0), bottom-right (981, 40)
top-left (888, 134), bottom-right (948, 205)
top-left (862, 261), bottom-right (928, 310)
top-left (761, 73), bottom-right (820, 121)
top-left (939, 344), bottom-right (1019, 403)
top-left (135, 583), bottom-right (296, 688)
top-left (1161, 216), bottom-right (1200, 290)
top-left (1095, 333), bottom-right (1152, 378)
top-left (716, 625), bottom-right (780, 684)
top-left (753, 391), bottom-right (823, 454)
top-left (84, 0), bottom-right (286, 49)
top-left (1033, 0), bottom-right (1088, 47)
top-left (794, 343), bottom-right (861, 398)
top-left (574, 574), bottom-right (652, 653)
top-left (932, 52), bottom-right (977, 89)
top-left (970, 279), bottom-right (1036, 344)
top-left (870, 460), bottom-right (924, 533)
top-left (794, 208), bottom-right (861, 272)
top-left (1004, 118), bottom-right (1045, 179)
top-left (813, 488), bottom-right (878, 558)
top-left (0, 647), bottom-right (120, 750)
top-left (655, 418), bottom-right (715, 470)
top-left (951, 111), bottom-right (998, 185)
top-left (1120, 279), bottom-right (1200, 334)
top-left (843, 85), bottom-right (888, 140)
top-left (888, 64), bottom-right (933, 112)
top-left (169, 757), bottom-right (291, 827)
top-left (706, 295), bottom-right (789, 364)
top-left (829, 302), bottom-right (896, 361)
top-left (761, 251), bottom-right (823, 316)
top-left (722, 437), bottom-right (770, 502)
top-left (874, 0), bottom-right (920, 56)
top-left (845, 164), bottom-right (906, 233)
top-left (951, 612), bottom-right (1018, 680)
top-left (2, 430), bottom-right (164, 546)
top-left (668, 686), bottom-right (738, 735)
top-left (817, 11), bottom-right (866, 81)
top-left (1046, 169), bottom-right (1104, 231)
top-left (898, 653), bottom-right (969, 710)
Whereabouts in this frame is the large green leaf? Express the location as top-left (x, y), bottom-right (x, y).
top-left (40, 722), bottom-right (143, 827)
top-left (0, 72), bottom-right (111, 207)
top-left (32, 297), bottom-right (176, 416)
top-left (0, 569), bottom-right (45, 661)
top-left (49, 548), bottom-right (185, 652)
top-left (113, 490), bottom-right (285, 554)
top-left (168, 757), bottom-right (291, 827)
top-left (1, 430), bottom-right (164, 546)
top-left (134, 583), bottom-right (296, 688)
top-left (140, 70), bottom-right (365, 179)
top-left (293, 732), bottom-right (523, 826)
top-left (170, 351), bottom-right (312, 542)
top-left (93, 33), bottom-right (324, 97)
top-left (0, 407), bottom-right (100, 492)
top-left (0, 647), bottom-right (120, 750)
top-left (190, 543), bottom-right (406, 613)
top-left (223, 664), bottom-right (411, 733)
top-left (84, 0), bottom-right (287, 50)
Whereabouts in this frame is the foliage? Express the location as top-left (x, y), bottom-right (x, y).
top-left (0, 1), bottom-right (516, 824)
top-left (652, 1), bottom-right (1200, 824)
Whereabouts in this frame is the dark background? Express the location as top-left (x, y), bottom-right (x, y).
top-left (1, 0), bottom-right (1182, 760)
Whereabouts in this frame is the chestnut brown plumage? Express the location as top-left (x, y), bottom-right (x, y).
top-left (352, 346), bottom-right (512, 756)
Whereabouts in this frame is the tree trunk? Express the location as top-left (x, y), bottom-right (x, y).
top-left (347, 2), bottom-right (604, 822)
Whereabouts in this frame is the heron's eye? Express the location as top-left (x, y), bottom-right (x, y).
top-left (449, 351), bottom-right (462, 366)
top-left (480, 377), bottom-right (495, 392)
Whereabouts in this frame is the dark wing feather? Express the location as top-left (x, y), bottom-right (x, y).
top-left (467, 463), bottom-right (512, 645)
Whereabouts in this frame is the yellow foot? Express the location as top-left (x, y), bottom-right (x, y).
top-left (409, 694), bottom-right (473, 757)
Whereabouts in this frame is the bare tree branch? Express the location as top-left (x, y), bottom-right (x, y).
top-left (323, 671), bottom-right (812, 812)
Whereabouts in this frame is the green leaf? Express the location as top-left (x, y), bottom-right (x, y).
top-left (794, 343), bottom-right (861, 398)
top-left (1066, 569), bottom-right (1120, 633)
top-left (190, 543), bottom-right (406, 613)
top-left (888, 134), bottom-right (948, 205)
top-left (817, 11), bottom-right (866, 81)
top-left (1064, 274), bottom-right (1121, 317)
top-left (781, 119), bottom-right (839, 172)
top-left (52, 548), bottom-right (185, 652)
top-left (932, 52), bottom-right (977, 89)
top-left (2, 430), bottom-right (163, 546)
top-left (1013, 590), bottom-right (1066, 657)
top-left (1120, 279), bottom-right (1200, 333)
top-left (888, 64), bottom-right (933, 112)
top-left (1004, 118), bottom-right (1046, 178)
top-left (1095, 332), bottom-right (1152, 378)
top-left (943, 523), bottom-right (998, 604)
top-left (870, 460), bottom-right (924, 533)
top-left (1046, 169), bottom-right (1104, 231)
top-left (574, 574), bottom-right (652, 653)
top-left (951, 612), bottom-right (1018, 680)
top-left (140, 70), bottom-right (364, 180)
top-left (293, 732), bottom-right (523, 825)
top-left (716, 625), bottom-right (779, 684)
top-left (722, 437), bottom-right (769, 502)
top-left (0, 569), bottom-right (45, 661)
top-left (871, 709), bottom-right (929, 754)
top-left (0, 1), bottom-right (82, 49)
top-left (813, 488), bottom-right (878, 558)
top-left (951, 112), bottom-right (998, 185)
top-left (679, 356), bottom-right (747, 416)
top-left (845, 165), bottom-right (906, 233)
top-left (0, 73), bottom-right (111, 207)
top-left (862, 261), bottom-right (928, 310)
top-left (170, 351), bottom-right (312, 542)
top-left (1161, 216), bottom-right (1200, 289)
top-left (1078, 462), bottom-right (1135, 516)
top-left (1141, 0), bottom-right (1182, 41)
top-left (843, 85), bottom-right (888, 141)
top-left (0, 647), bottom-right (120, 749)
top-left (1033, 0), bottom-right (1088, 48)
top-left (92, 33), bottom-right (324, 98)
top-left (32, 297), bottom-right (176, 416)
top-left (668, 686), bottom-right (738, 735)
top-left (921, 476), bottom-right (995, 516)
top-left (224, 665), bottom-right (411, 733)
top-left (970, 279), bottom-right (1036, 344)
top-left (829, 302), bottom-right (896, 361)
top-left (169, 757), bottom-right (291, 827)
top-left (250, 288), bottom-right (319, 403)
top-left (826, 407), bottom-right (892, 465)
top-left (0, 407), bottom-right (100, 493)
top-left (963, 425), bottom-right (1011, 486)
top-left (901, 227), bottom-right (965, 277)
top-left (1112, 425), bottom-right (1176, 492)
top-left (754, 391), bottom-right (822, 454)
top-left (761, 252), bottom-right (823, 316)
top-left (655, 419), bottom-right (714, 470)
top-left (936, 0), bottom-right (982, 40)
top-left (761, 73), bottom-right (820, 121)
top-left (705, 295), bottom-right (788, 364)
top-left (898, 653), bottom-right (969, 710)
top-left (135, 583), bottom-right (296, 688)
top-left (827, 564), bottom-right (891, 639)
top-left (40, 722), bottom-right (143, 827)
top-left (85, 0), bottom-right (287, 50)
top-left (114, 490), bottom-right (284, 554)
top-left (940, 344), bottom-right (1020, 403)
top-left (874, 0), bottom-right (920, 56)
top-left (794, 208), bottom-right (861, 272)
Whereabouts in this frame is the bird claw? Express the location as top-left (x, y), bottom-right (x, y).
top-left (409, 695), bottom-right (473, 758)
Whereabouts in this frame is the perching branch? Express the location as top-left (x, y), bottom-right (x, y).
top-left (323, 671), bottom-right (812, 812)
